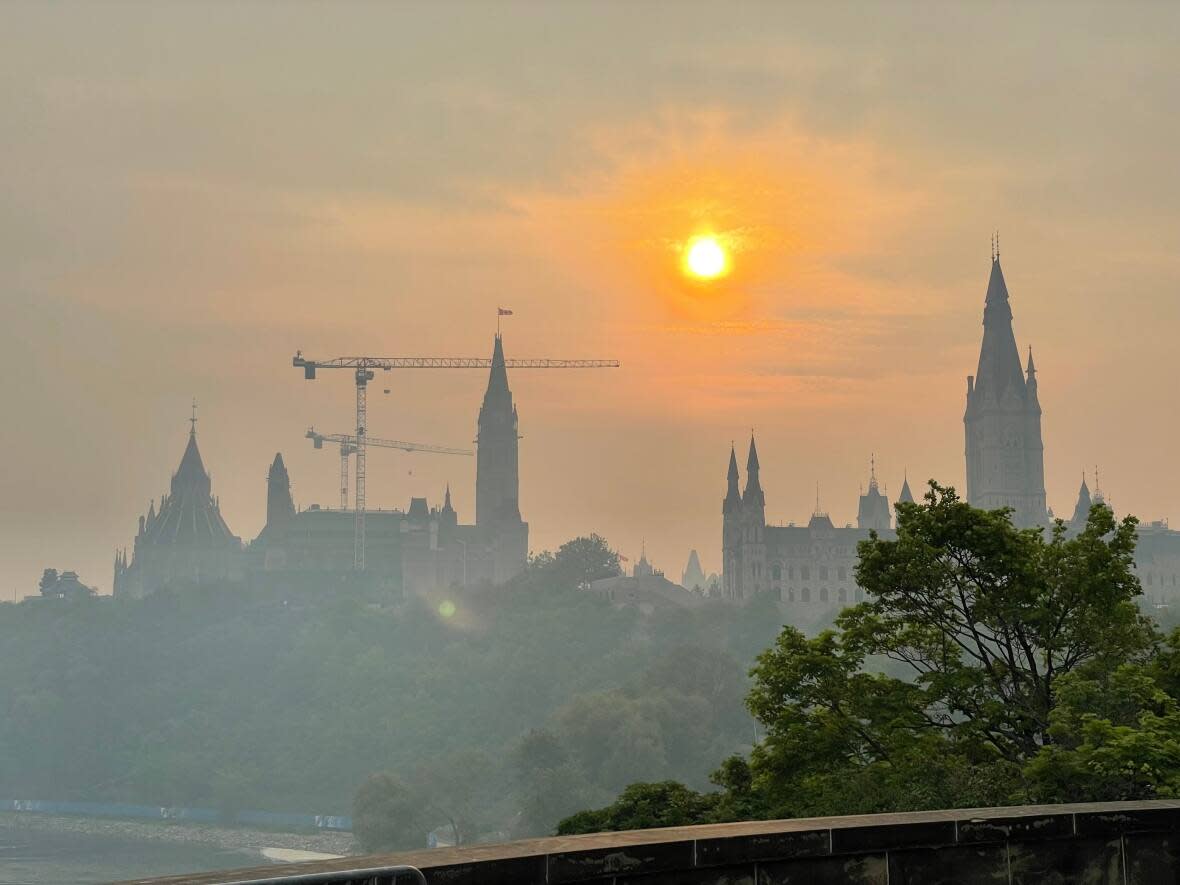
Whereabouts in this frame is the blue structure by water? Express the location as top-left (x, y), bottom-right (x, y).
top-left (1, 799), bottom-right (351, 831)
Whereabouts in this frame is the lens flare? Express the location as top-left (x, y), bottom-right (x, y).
top-left (438, 599), bottom-right (457, 618)
top-left (684, 236), bottom-right (728, 279)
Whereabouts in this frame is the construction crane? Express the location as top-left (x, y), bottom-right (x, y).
top-left (305, 427), bottom-right (472, 511)
top-left (292, 349), bottom-right (619, 571)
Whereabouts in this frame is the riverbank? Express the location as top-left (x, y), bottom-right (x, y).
top-left (0, 813), bottom-right (357, 884)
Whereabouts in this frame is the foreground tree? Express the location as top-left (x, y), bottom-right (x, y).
top-left (353, 773), bottom-right (424, 852)
top-left (747, 484), bottom-right (1153, 815)
top-left (561, 484), bottom-right (1172, 833)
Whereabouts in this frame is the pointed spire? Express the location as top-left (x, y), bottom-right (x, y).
top-left (898, 473), bottom-right (915, 504)
top-left (189, 397), bottom-right (198, 437)
top-left (868, 453), bottom-right (879, 491)
top-left (1071, 471), bottom-right (1093, 526)
top-left (444, 483), bottom-right (454, 511)
top-left (485, 333), bottom-right (510, 400)
top-left (742, 434), bottom-right (764, 508)
top-left (724, 444), bottom-right (742, 514)
top-left (970, 246), bottom-right (1027, 406)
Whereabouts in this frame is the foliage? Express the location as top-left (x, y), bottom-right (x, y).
top-left (0, 536), bottom-right (775, 843)
top-left (353, 773), bottom-right (423, 852)
top-left (564, 487), bottom-right (1180, 834)
top-left (556, 781), bottom-right (718, 835)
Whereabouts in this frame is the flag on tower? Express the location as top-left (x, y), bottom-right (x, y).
top-left (498, 307), bottom-right (513, 316)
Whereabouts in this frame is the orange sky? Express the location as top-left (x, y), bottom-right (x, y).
top-left (3, 3), bottom-right (1180, 597)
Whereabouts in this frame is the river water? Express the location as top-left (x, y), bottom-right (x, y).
top-left (0, 815), bottom-right (356, 884)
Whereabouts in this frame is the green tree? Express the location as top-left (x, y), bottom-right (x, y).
top-left (352, 773), bottom-right (425, 852)
top-left (743, 486), bottom-right (1156, 815)
top-left (529, 534), bottom-right (622, 589)
top-left (556, 781), bottom-right (718, 835)
top-left (1024, 660), bottom-right (1180, 802)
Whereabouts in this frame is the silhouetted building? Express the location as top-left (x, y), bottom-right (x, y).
top-left (722, 436), bottom-right (905, 605)
top-left (248, 334), bottom-right (528, 595)
top-left (681, 549), bottom-right (707, 592)
top-left (964, 255), bottom-right (1048, 527)
top-left (36, 569), bottom-right (97, 600)
top-left (856, 458), bottom-right (892, 533)
top-left (113, 420), bottom-right (243, 598)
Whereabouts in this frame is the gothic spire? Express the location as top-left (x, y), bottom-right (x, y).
top-left (971, 255), bottom-right (1027, 405)
top-left (484, 333), bottom-right (511, 403)
top-left (724, 444), bottom-right (742, 514)
top-left (898, 474), bottom-right (915, 504)
top-left (742, 434), bottom-right (764, 508)
top-left (1070, 472), bottom-right (1092, 527)
top-left (173, 405), bottom-right (211, 497)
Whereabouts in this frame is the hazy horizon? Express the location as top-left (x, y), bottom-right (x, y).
top-left (4, 1), bottom-right (1180, 599)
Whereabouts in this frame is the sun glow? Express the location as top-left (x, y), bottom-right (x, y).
top-left (684, 235), bottom-right (728, 279)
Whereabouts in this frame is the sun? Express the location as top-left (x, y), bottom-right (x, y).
top-left (684, 235), bottom-right (728, 280)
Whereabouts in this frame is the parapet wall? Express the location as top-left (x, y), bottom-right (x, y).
top-left (125, 799), bottom-right (1180, 885)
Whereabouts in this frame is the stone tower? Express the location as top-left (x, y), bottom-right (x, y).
top-left (740, 435), bottom-right (767, 597)
top-left (266, 453), bottom-right (295, 529)
top-left (721, 444), bottom-right (743, 599)
top-left (857, 457), bottom-right (892, 532)
top-left (964, 255), bottom-right (1048, 527)
top-left (722, 436), bottom-right (768, 600)
top-left (477, 334), bottom-right (521, 528)
top-left (475, 334), bottom-right (528, 583)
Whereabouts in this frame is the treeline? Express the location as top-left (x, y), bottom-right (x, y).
top-left (558, 488), bottom-right (1180, 835)
top-left (0, 536), bottom-right (812, 844)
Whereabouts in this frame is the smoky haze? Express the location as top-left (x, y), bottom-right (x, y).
top-left (3, 1), bottom-right (1180, 599)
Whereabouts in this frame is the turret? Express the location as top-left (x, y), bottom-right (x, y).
top-left (440, 482), bottom-right (458, 528)
top-left (266, 452), bottom-right (296, 529)
top-left (856, 455), bottom-right (891, 532)
top-left (723, 445), bottom-right (741, 516)
top-left (742, 435), bottom-right (765, 512)
top-left (1069, 473), bottom-right (1092, 530)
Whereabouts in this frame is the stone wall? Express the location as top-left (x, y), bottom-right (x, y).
top-left (123, 800), bottom-right (1180, 885)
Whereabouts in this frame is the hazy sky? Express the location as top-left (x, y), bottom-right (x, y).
top-left (3, 2), bottom-right (1180, 598)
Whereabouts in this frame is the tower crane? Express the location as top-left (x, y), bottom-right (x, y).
top-left (305, 427), bottom-right (472, 511)
top-left (292, 348), bottom-right (619, 571)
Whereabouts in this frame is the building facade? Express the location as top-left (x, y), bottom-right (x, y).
top-left (113, 422), bottom-right (243, 598)
top-left (719, 251), bottom-right (1180, 610)
top-left (116, 335), bottom-right (530, 598)
top-left (721, 436), bottom-right (905, 606)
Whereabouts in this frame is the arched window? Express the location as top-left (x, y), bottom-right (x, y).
top-left (820, 566), bottom-right (829, 580)
top-left (802, 587), bottom-right (811, 603)
top-left (820, 588), bottom-right (830, 603)
top-left (772, 564), bottom-right (782, 580)
top-left (801, 566), bottom-right (811, 580)
top-left (838, 588), bottom-right (847, 603)
top-left (786, 589), bottom-right (795, 602)
top-left (838, 566), bottom-right (847, 581)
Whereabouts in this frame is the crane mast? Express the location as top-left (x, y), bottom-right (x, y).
top-left (292, 350), bottom-right (619, 572)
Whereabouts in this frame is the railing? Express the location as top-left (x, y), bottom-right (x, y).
top-left (120, 799), bottom-right (1180, 885)
top-left (208, 866), bottom-right (425, 885)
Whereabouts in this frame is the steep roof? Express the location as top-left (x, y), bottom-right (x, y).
top-left (742, 435), bottom-right (764, 507)
top-left (898, 476), bottom-right (915, 504)
top-left (143, 429), bottom-right (238, 547)
top-left (971, 259), bottom-right (1028, 406)
top-left (484, 334), bottom-right (511, 401)
top-left (1071, 475), bottom-right (1093, 526)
